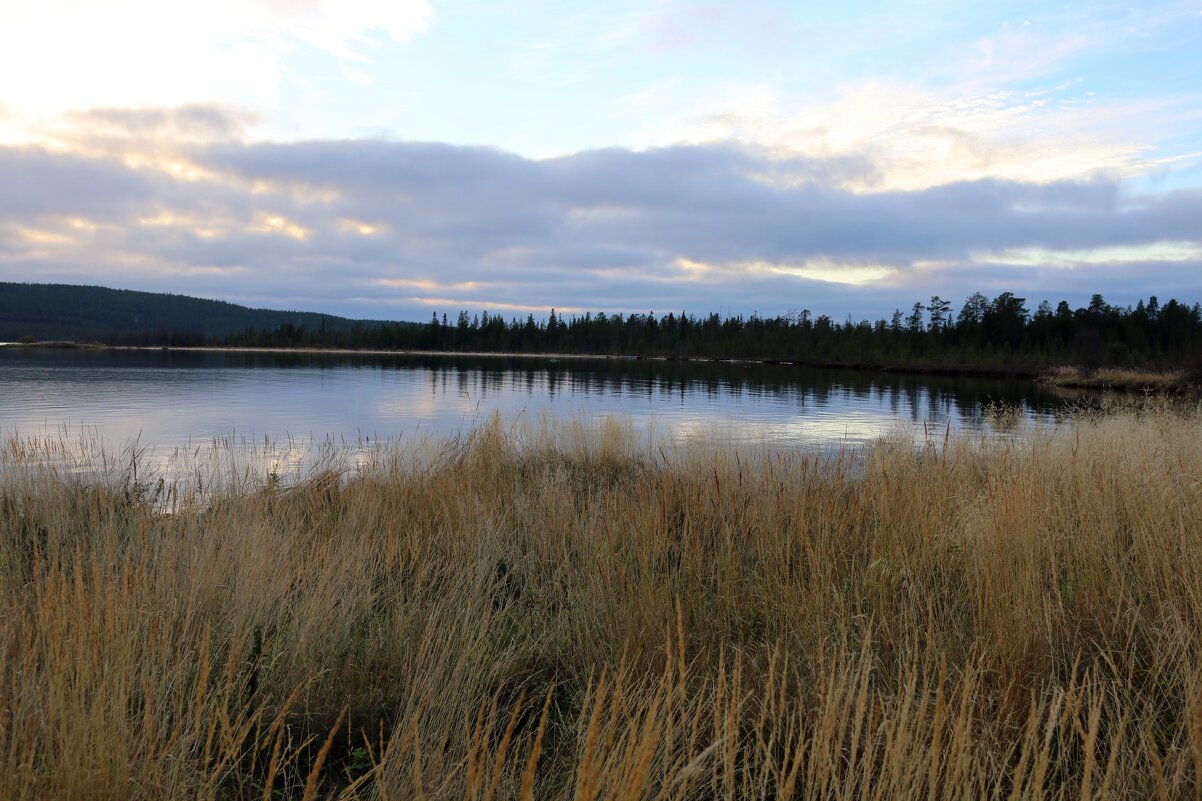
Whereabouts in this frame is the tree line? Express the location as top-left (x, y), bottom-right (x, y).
top-left (0, 282), bottom-right (388, 345)
top-left (221, 291), bottom-right (1202, 371)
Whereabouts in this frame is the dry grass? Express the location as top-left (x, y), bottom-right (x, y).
top-left (1039, 365), bottom-right (1191, 392)
top-left (2, 406), bottom-right (1202, 799)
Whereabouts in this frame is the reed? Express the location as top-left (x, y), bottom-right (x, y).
top-left (1039, 365), bottom-right (1191, 392)
top-left (2, 404), bottom-right (1201, 799)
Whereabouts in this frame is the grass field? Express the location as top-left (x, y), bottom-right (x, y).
top-left (2, 403), bottom-right (1201, 799)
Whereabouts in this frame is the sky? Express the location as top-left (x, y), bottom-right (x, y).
top-left (0, 0), bottom-right (1200, 322)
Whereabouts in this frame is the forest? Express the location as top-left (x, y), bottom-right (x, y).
top-left (224, 291), bottom-right (1202, 372)
top-left (0, 282), bottom-right (395, 344)
top-left (4, 282), bottom-right (1200, 372)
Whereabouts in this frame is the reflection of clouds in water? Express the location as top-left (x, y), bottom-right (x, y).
top-left (669, 411), bottom-right (929, 450)
top-left (0, 422), bottom-right (396, 511)
top-left (1, 351), bottom-right (1072, 478)
top-left (0, 411), bottom-right (1067, 499)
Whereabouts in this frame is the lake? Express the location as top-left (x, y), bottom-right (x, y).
top-left (1, 348), bottom-right (1073, 479)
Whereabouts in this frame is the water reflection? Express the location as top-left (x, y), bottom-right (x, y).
top-left (0, 348), bottom-right (1071, 459)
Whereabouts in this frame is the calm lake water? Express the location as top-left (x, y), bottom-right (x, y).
top-left (0, 348), bottom-right (1075, 470)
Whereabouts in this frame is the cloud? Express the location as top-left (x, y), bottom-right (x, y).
top-left (1, 126), bottom-right (1199, 320)
top-left (0, 147), bottom-right (156, 218)
top-left (663, 79), bottom-right (1183, 191)
top-left (61, 105), bottom-right (256, 143)
top-left (0, 0), bottom-right (432, 120)
top-left (599, 4), bottom-right (1202, 192)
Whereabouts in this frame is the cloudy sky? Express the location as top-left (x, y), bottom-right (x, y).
top-left (1, 1), bottom-right (1200, 321)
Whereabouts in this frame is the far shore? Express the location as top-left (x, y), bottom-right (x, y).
top-left (121, 344), bottom-right (631, 361)
top-left (5, 340), bottom-right (1194, 391)
top-left (117, 344), bottom-right (1049, 379)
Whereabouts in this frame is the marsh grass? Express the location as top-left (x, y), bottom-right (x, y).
top-left (2, 406), bottom-right (1202, 799)
top-left (1040, 365), bottom-right (1191, 393)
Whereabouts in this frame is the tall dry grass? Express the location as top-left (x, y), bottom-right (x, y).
top-left (1039, 365), bottom-right (1190, 393)
top-left (2, 405), bottom-right (1201, 799)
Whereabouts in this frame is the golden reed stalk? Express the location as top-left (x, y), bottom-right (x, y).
top-left (1, 403), bottom-right (1200, 798)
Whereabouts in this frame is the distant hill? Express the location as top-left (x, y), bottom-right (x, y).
top-left (0, 282), bottom-right (398, 345)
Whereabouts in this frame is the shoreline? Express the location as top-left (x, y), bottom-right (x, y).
top-left (5, 341), bottom-right (1193, 391)
top-left (1035, 365), bottom-right (1192, 393)
top-left (106, 345), bottom-right (1053, 380)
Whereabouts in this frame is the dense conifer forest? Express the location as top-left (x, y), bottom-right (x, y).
top-left (3, 282), bottom-right (1200, 372)
top-left (225, 291), bottom-right (1202, 373)
top-left (0, 282), bottom-right (396, 345)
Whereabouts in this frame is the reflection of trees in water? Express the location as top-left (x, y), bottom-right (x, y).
top-left (39, 349), bottom-right (1068, 429)
top-left (521, 357), bottom-right (1054, 427)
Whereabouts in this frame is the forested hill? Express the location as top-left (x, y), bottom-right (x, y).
top-left (2, 282), bottom-right (1200, 373)
top-left (0, 282), bottom-right (399, 345)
